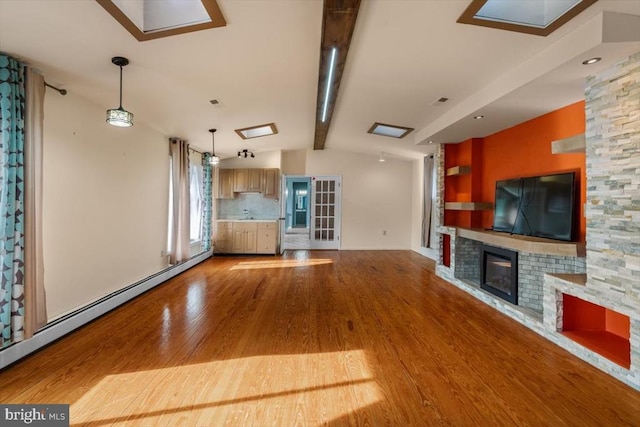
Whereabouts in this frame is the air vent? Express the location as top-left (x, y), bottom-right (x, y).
top-left (432, 97), bottom-right (449, 106)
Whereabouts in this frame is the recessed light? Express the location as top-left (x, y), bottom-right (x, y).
top-left (367, 122), bottom-right (414, 139)
top-left (428, 140), bottom-right (434, 144)
top-left (582, 57), bottom-right (601, 65)
top-left (235, 123), bottom-right (278, 140)
top-left (473, 115), bottom-right (484, 120)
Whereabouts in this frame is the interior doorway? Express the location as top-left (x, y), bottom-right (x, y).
top-left (285, 177), bottom-right (311, 233)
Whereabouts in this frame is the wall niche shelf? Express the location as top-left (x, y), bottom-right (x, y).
top-left (551, 133), bottom-right (585, 154)
top-left (446, 165), bottom-right (471, 176)
top-left (444, 202), bottom-right (492, 211)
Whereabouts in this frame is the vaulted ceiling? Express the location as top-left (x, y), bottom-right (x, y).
top-left (1, 1), bottom-right (639, 161)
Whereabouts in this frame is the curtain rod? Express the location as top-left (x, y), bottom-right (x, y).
top-left (44, 82), bottom-right (67, 95)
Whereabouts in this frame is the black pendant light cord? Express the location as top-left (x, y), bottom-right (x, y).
top-left (118, 65), bottom-right (123, 109)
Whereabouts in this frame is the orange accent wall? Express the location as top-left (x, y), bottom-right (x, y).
top-left (479, 101), bottom-right (586, 241)
top-left (444, 138), bottom-right (483, 229)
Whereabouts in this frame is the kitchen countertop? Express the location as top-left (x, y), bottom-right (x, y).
top-left (217, 218), bottom-right (279, 222)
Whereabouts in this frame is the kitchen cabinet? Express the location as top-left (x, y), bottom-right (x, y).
top-left (214, 221), bottom-right (232, 253)
top-left (233, 169), bottom-right (263, 192)
top-left (215, 220), bottom-right (278, 254)
top-left (231, 222), bottom-right (257, 254)
top-left (256, 222), bottom-right (278, 254)
top-left (218, 169), bottom-right (234, 199)
top-left (233, 169), bottom-right (249, 192)
top-left (262, 168), bottom-right (280, 199)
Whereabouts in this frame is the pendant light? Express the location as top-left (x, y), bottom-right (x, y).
top-left (209, 128), bottom-right (220, 165)
top-left (106, 56), bottom-right (134, 127)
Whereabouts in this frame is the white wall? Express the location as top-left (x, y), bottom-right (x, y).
top-left (219, 150), bottom-right (281, 169)
top-left (305, 150), bottom-right (412, 250)
top-left (43, 92), bottom-right (170, 319)
top-left (281, 149), bottom-right (307, 175)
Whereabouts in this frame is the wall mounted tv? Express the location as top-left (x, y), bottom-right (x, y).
top-left (492, 172), bottom-right (576, 241)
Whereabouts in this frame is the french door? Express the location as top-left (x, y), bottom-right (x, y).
top-left (310, 176), bottom-right (341, 250)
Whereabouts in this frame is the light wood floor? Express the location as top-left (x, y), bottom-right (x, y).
top-left (1, 251), bottom-right (639, 426)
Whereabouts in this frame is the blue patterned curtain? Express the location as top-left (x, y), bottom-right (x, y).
top-left (202, 154), bottom-right (212, 252)
top-left (0, 54), bottom-right (26, 348)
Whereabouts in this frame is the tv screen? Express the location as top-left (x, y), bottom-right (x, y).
top-left (492, 172), bottom-right (575, 241)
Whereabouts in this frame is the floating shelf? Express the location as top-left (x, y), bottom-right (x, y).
top-left (551, 133), bottom-right (585, 154)
top-left (446, 165), bottom-right (471, 176)
top-left (444, 202), bottom-right (492, 211)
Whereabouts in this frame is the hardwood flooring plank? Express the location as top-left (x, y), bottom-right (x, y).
top-left (0, 250), bottom-right (638, 426)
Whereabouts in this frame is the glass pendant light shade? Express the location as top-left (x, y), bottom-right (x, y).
top-left (107, 56), bottom-right (134, 128)
top-left (106, 107), bottom-right (134, 127)
top-left (209, 155), bottom-right (220, 165)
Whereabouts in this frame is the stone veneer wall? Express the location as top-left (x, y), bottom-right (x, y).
top-left (584, 52), bottom-right (640, 308)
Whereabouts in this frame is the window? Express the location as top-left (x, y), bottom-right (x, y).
top-left (189, 163), bottom-right (204, 242)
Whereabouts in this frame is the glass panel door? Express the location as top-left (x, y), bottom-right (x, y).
top-left (310, 176), bottom-right (341, 250)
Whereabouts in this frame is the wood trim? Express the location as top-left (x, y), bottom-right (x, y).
top-left (314, 0), bottom-right (362, 150)
top-left (457, 227), bottom-right (586, 257)
top-left (457, 0), bottom-right (598, 37)
top-left (95, 0), bottom-right (226, 42)
top-left (235, 123), bottom-right (278, 140)
top-left (551, 134), bottom-right (586, 154)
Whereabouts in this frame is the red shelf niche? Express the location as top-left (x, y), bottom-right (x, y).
top-left (562, 294), bottom-right (631, 369)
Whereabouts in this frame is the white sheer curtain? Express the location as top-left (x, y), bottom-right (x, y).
top-left (23, 67), bottom-right (47, 337)
top-left (422, 155), bottom-right (435, 248)
top-left (190, 163), bottom-right (204, 241)
top-left (169, 138), bottom-right (190, 264)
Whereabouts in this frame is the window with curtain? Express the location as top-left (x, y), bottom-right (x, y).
top-left (189, 163), bottom-right (204, 242)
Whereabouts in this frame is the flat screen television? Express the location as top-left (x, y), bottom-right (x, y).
top-left (492, 172), bottom-right (576, 241)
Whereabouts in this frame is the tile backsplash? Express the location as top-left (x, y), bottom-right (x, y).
top-left (217, 193), bottom-right (280, 219)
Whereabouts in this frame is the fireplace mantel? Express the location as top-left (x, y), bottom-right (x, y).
top-left (456, 227), bottom-right (585, 257)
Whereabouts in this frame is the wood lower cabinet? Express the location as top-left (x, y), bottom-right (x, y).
top-left (215, 221), bottom-right (278, 254)
top-left (214, 221), bottom-right (232, 253)
top-left (232, 222), bottom-right (257, 253)
top-left (257, 222), bottom-right (278, 254)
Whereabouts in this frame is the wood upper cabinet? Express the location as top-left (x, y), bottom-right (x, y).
top-left (233, 169), bottom-right (249, 192)
top-left (218, 169), bottom-right (235, 199)
top-left (248, 169), bottom-right (263, 192)
top-left (262, 168), bottom-right (280, 199)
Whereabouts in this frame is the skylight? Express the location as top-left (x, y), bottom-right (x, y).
top-left (235, 123), bottom-right (278, 140)
top-left (368, 123), bottom-right (414, 139)
top-left (96, 0), bottom-right (226, 41)
top-left (457, 0), bottom-right (597, 36)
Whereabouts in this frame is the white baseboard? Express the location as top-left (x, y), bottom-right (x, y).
top-left (0, 251), bottom-right (212, 370)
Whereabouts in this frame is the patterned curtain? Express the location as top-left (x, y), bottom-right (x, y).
top-left (202, 153), bottom-right (212, 252)
top-left (0, 54), bottom-right (26, 348)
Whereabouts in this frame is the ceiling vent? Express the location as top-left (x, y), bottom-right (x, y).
top-left (432, 97), bottom-right (449, 106)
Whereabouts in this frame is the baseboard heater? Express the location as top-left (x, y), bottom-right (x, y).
top-left (0, 250), bottom-right (212, 370)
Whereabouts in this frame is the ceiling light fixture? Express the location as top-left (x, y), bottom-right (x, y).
top-left (321, 47), bottom-right (338, 123)
top-left (368, 122), bottom-right (414, 139)
top-left (582, 57), bottom-right (601, 65)
top-left (106, 56), bottom-right (133, 127)
top-left (209, 128), bottom-right (220, 165)
top-left (237, 149), bottom-right (255, 159)
top-left (473, 115), bottom-right (484, 120)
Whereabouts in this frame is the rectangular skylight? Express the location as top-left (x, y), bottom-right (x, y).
top-left (96, 0), bottom-right (226, 41)
top-left (476, 0), bottom-right (582, 28)
top-left (368, 122), bottom-right (414, 139)
top-left (235, 123), bottom-right (278, 140)
top-left (457, 0), bottom-right (596, 36)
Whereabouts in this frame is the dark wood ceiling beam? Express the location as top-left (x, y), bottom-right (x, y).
top-left (313, 0), bottom-right (361, 150)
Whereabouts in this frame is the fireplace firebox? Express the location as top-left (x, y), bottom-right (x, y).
top-left (480, 245), bottom-right (518, 304)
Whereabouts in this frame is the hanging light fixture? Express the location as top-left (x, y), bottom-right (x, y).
top-left (237, 149), bottom-right (255, 158)
top-left (106, 56), bottom-right (134, 127)
top-left (209, 128), bottom-right (220, 165)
